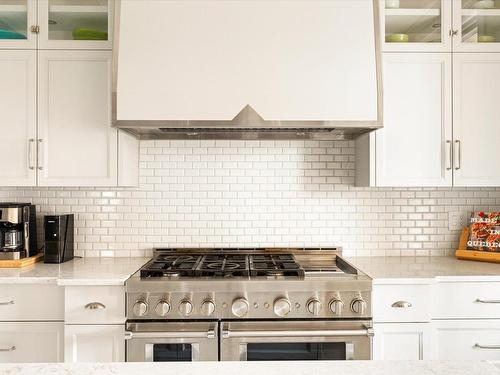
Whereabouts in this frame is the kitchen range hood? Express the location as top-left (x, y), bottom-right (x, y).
top-left (113, 0), bottom-right (382, 140)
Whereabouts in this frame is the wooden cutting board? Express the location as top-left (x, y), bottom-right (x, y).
top-left (0, 253), bottom-right (44, 268)
top-left (456, 227), bottom-right (500, 264)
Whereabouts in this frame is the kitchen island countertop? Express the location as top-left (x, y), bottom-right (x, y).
top-left (0, 361), bottom-right (498, 375)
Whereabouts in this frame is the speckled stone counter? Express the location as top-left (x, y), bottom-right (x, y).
top-left (0, 361), bottom-right (497, 375)
top-left (347, 256), bottom-right (500, 282)
top-left (0, 257), bottom-right (149, 285)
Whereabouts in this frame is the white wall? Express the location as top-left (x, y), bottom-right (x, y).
top-left (1, 140), bottom-right (499, 257)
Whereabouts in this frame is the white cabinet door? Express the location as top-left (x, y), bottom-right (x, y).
top-left (434, 320), bottom-right (500, 360)
top-left (37, 50), bottom-right (117, 186)
top-left (37, 0), bottom-right (114, 50)
top-left (375, 53), bottom-right (453, 187)
top-left (0, 0), bottom-right (37, 49)
top-left (65, 324), bottom-right (124, 362)
top-left (453, 53), bottom-right (500, 187)
top-left (0, 322), bottom-right (64, 363)
top-left (0, 50), bottom-right (37, 186)
top-left (373, 323), bottom-right (432, 360)
top-left (381, 0), bottom-right (452, 53)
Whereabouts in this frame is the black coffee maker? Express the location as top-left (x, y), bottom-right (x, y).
top-left (0, 203), bottom-right (37, 260)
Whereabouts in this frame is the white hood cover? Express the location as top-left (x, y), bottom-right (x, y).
top-left (114, 0), bottom-right (382, 139)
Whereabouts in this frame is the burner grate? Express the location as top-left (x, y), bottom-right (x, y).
top-left (249, 254), bottom-right (305, 277)
top-left (139, 255), bottom-right (203, 278)
top-left (196, 254), bottom-right (249, 277)
top-left (140, 252), bottom-right (306, 278)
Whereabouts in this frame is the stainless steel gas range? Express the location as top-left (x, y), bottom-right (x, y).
top-left (125, 248), bottom-right (372, 362)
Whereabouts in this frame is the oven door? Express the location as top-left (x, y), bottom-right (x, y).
top-left (220, 320), bottom-right (373, 361)
top-left (126, 322), bottom-right (218, 361)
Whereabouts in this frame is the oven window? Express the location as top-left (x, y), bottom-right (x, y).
top-left (246, 342), bottom-right (346, 361)
top-left (153, 344), bottom-right (192, 362)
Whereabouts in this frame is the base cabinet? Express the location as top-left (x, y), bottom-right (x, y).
top-left (433, 320), bottom-right (500, 361)
top-left (373, 323), bottom-right (432, 360)
top-left (0, 322), bottom-right (64, 363)
top-left (64, 325), bottom-right (125, 363)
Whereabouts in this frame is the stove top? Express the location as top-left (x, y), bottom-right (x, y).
top-left (140, 252), bottom-right (305, 278)
top-left (127, 248), bottom-right (371, 321)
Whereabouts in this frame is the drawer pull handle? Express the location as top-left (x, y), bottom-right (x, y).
top-left (474, 343), bottom-right (500, 350)
top-left (0, 346), bottom-right (16, 352)
top-left (391, 301), bottom-right (412, 308)
top-left (475, 299), bottom-right (500, 304)
top-left (85, 302), bottom-right (106, 310)
top-left (0, 300), bottom-right (14, 306)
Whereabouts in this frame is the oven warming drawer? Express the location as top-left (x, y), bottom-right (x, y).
top-left (220, 320), bottom-right (373, 361)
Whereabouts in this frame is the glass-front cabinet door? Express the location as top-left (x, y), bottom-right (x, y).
top-left (381, 0), bottom-right (452, 51)
top-left (453, 0), bottom-right (500, 51)
top-left (38, 0), bottom-right (112, 49)
top-left (0, 0), bottom-right (36, 48)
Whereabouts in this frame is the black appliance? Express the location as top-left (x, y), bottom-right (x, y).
top-left (0, 203), bottom-right (37, 260)
top-left (44, 214), bottom-right (74, 264)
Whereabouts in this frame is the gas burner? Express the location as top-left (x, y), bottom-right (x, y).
top-left (206, 262), bottom-right (240, 270)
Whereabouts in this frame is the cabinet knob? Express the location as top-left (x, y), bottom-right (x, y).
top-left (30, 25), bottom-right (40, 34)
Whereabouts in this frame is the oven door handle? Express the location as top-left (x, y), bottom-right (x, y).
top-left (125, 329), bottom-right (216, 340)
top-left (221, 327), bottom-right (374, 339)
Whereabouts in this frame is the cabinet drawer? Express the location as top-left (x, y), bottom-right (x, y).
top-left (373, 284), bottom-right (431, 323)
top-left (65, 286), bottom-right (125, 324)
top-left (434, 320), bottom-right (500, 360)
top-left (435, 282), bottom-right (500, 318)
top-left (0, 322), bottom-right (64, 363)
top-left (0, 284), bottom-right (63, 321)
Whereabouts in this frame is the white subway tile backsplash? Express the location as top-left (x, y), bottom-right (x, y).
top-left (1, 140), bottom-right (500, 257)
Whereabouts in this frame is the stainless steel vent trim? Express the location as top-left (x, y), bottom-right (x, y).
top-left (112, 0), bottom-right (383, 139)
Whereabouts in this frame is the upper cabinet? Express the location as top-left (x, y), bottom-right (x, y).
top-left (381, 0), bottom-right (452, 52)
top-left (452, 53), bottom-right (500, 186)
top-left (0, 0), bottom-right (113, 50)
top-left (382, 0), bottom-right (500, 52)
top-left (38, 0), bottom-right (112, 49)
top-left (453, 0), bottom-right (500, 52)
top-left (0, 0), bottom-right (37, 48)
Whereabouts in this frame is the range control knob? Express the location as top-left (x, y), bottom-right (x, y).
top-left (132, 300), bottom-right (148, 317)
top-left (306, 298), bottom-right (322, 316)
top-left (155, 300), bottom-right (171, 316)
top-left (179, 299), bottom-right (193, 316)
top-left (201, 299), bottom-right (216, 316)
top-left (273, 298), bottom-right (292, 317)
top-left (329, 299), bottom-right (344, 316)
top-left (351, 298), bottom-right (367, 315)
top-left (232, 298), bottom-right (249, 317)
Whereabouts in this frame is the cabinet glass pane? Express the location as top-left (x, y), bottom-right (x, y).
top-left (0, 0), bottom-right (28, 40)
top-left (385, 0), bottom-right (442, 44)
top-left (48, 0), bottom-right (108, 41)
top-left (461, 0), bottom-right (500, 44)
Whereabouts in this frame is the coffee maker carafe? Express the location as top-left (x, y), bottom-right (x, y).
top-left (0, 203), bottom-right (37, 260)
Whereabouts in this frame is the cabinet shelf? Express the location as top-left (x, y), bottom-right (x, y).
top-left (462, 8), bottom-right (500, 16)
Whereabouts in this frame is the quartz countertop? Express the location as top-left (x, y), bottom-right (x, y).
top-left (0, 361), bottom-right (497, 375)
top-left (348, 256), bottom-right (500, 281)
top-left (0, 257), bottom-right (150, 286)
